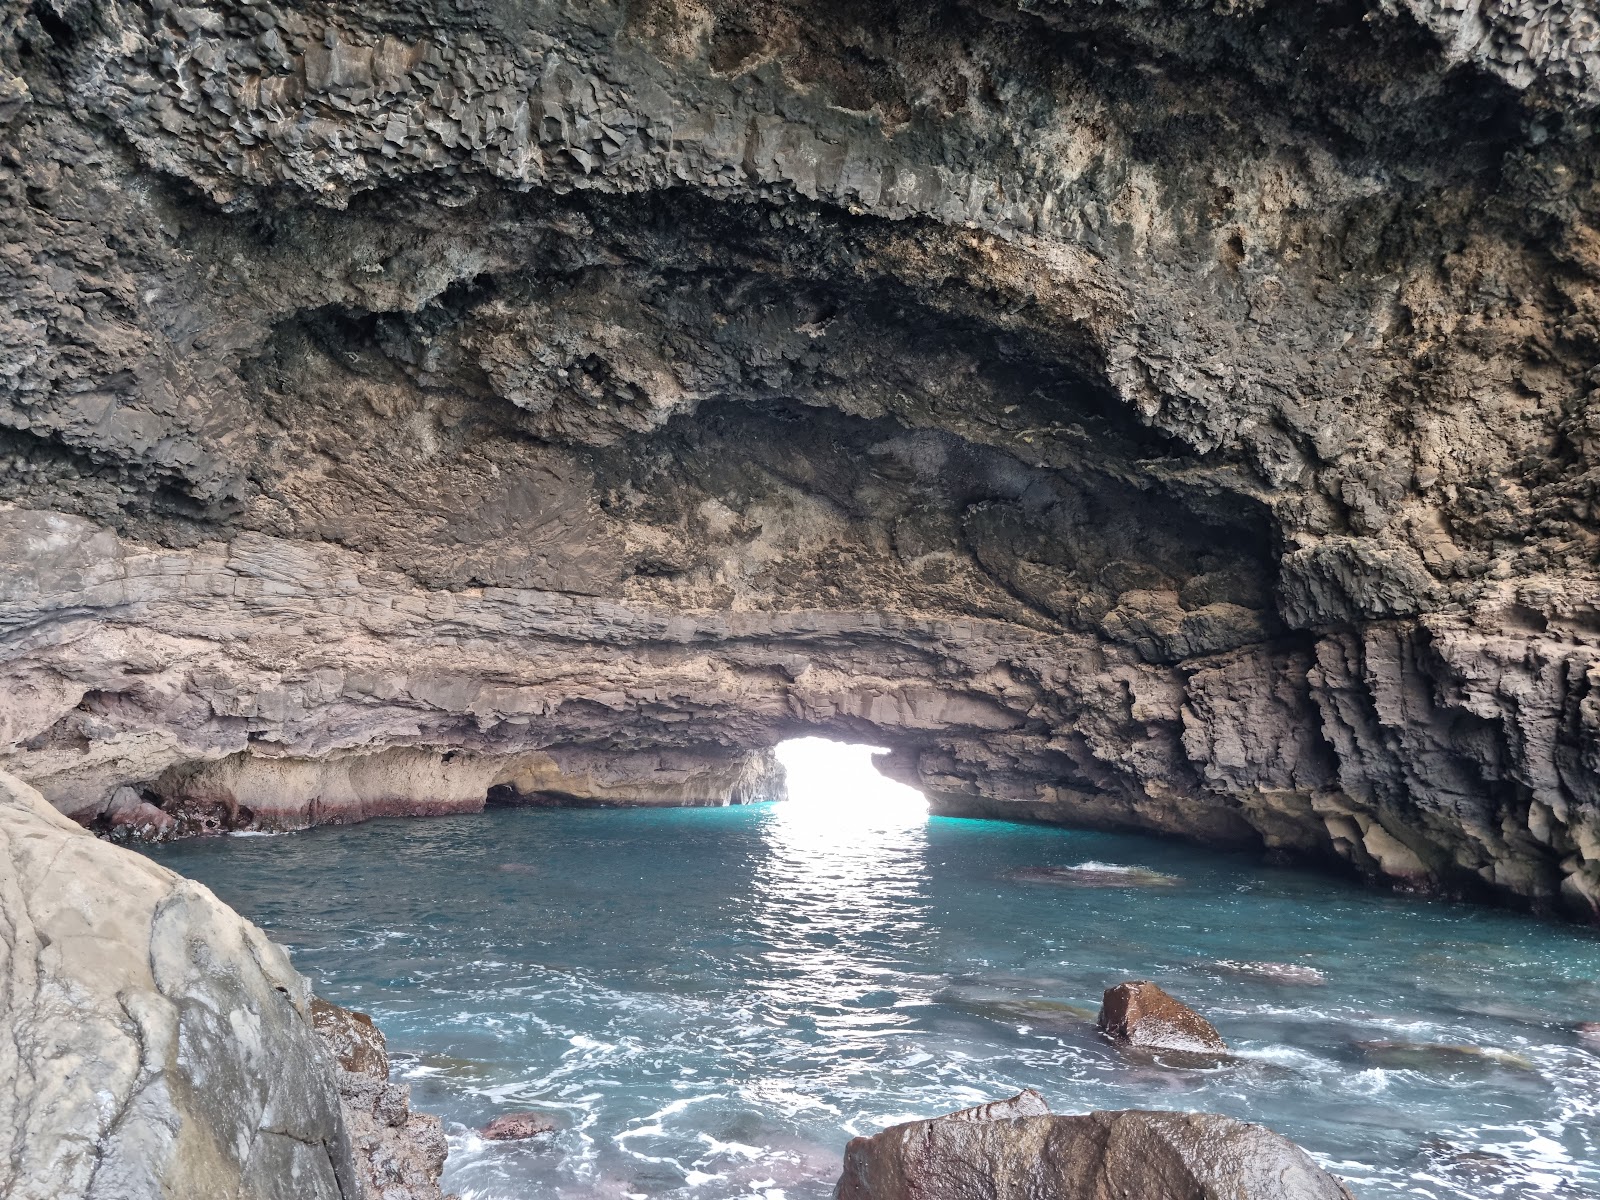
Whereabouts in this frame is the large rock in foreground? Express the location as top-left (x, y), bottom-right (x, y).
top-left (0, 767), bottom-right (450, 1200)
top-left (835, 1094), bottom-right (1354, 1200)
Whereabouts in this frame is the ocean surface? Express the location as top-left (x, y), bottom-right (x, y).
top-left (144, 769), bottom-right (1600, 1200)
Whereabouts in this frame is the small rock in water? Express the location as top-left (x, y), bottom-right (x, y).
top-left (482, 1111), bottom-right (561, 1140)
top-left (1354, 1040), bottom-right (1537, 1072)
top-left (1008, 862), bottom-right (1181, 888)
top-left (496, 862), bottom-right (538, 874)
top-left (942, 990), bottom-right (1097, 1029)
top-left (1212, 960), bottom-right (1327, 985)
top-left (1098, 981), bottom-right (1229, 1054)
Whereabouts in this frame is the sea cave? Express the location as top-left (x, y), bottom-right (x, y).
top-left (4, 0), bottom-right (1600, 1196)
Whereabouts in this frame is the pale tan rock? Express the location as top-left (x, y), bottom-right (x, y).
top-left (835, 1101), bottom-right (1356, 1200)
top-left (0, 769), bottom-right (359, 1200)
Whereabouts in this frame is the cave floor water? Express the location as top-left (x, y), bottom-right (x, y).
top-left (142, 799), bottom-right (1600, 1200)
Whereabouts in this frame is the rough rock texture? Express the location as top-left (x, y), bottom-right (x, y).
top-left (1097, 981), bottom-right (1229, 1054)
top-left (481, 1112), bottom-right (561, 1140)
top-left (0, 767), bottom-right (362, 1200)
top-left (312, 998), bottom-right (455, 1200)
top-left (835, 1094), bottom-right (1354, 1200)
top-left (5, 0), bottom-right (1600, 913)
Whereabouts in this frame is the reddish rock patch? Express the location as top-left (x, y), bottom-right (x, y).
top-left (1097, 981), bottom-right (1228, 1053)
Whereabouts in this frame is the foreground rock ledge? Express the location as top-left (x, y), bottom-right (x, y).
top-left (836, 1093), bottom-right (1355, 1200)
top-left (0, 767), bottom-right (449, 1200)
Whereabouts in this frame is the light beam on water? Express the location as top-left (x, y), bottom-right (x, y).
top-left (140, 746), bottom-right (1600, 1200)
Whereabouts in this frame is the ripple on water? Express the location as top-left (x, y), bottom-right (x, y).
top-left (142, 803), bottom-right (1600, 1200)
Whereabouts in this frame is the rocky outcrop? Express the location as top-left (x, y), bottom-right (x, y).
top-left (1097, 982), bottom-right (1229, 1055)
top-left (835, 1091), bottom-right (1354, 1200)
top-left (0, 768), bottom-right (361, 1200)
top-left (0, 765), bottom-right (453, 1200)
top-left (4, 0), bottom-right (1600, 914)
top-left (312, 998), bottom-right (454, 1200)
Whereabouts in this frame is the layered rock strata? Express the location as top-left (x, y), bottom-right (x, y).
top-left (0, 766), bottom-right (452, 1200)
top-left (4, 0), bottom-right (1600, 914)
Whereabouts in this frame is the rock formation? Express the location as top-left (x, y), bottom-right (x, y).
top-left (0, 770), bottom-right (352, 1199)
top-left (834, 1090), bottom-right (1355, 1200)
top-left (0, 766), bottom-right (453, 1200)
top-left (1097, 981), bottom-right (1230, 1054)
top-left (4, 0), bottom-right (1600, 914)
top-left (312, 998), bottom-right (455, 1200)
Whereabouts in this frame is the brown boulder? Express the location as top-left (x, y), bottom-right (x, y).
top-left (309, 996), bottom-right (390, 1079)
top-left (834, 1102), bottom-right (1355, 1200)
top-left (482, 1111), bottom-right (561, 1140)
top-left (1097, 981), bottom-right (1228, 1053)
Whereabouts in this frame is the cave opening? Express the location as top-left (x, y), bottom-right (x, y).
top-left (772, 736), bottom-right (928, 823)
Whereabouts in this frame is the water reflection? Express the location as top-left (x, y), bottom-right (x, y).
top-left (749, 740), bottom-right (933, 1054)
top-left (139, 756), bottom-right (1600, 1200)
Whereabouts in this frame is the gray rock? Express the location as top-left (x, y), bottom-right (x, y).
top-left (0, 768), bottom-right (360, 1200)
top-left (0, 767), bottom-right (454, 1200)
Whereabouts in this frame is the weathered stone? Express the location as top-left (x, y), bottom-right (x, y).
top-left (2, 0), bottom-right (1600, 923)
top-left (834, 1102), bottom-right (1356, 1200)
top-left (1097, 982), bottom-right (1229, 1054)
top-left (482, 1111), bottom-right (562, 1140)
top-left (0, 768), bottom-right (360, 1200)
top-left (311, 996), bottom-right (391, 1079)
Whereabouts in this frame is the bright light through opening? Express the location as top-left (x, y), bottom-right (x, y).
top-left (772, 737), bottom-right (928, 822)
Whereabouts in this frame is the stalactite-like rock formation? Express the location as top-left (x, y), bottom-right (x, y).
top-left (4, 0), bottom-right (1600, 913)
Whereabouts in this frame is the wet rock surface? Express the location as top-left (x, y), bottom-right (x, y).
top-left (835, 1091), bottom-right (1356, 1200)
top-left (482, 1112), bottom-right (562, 1140)
top-left (313, 998), bottom-right (456, 1200)
top-left (2, 0), bottom-right (1600, 917)
top-left (1098, 981), bottom-right (1230, 1054)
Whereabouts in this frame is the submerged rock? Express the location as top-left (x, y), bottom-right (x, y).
top-left (482, 1112), bottom-right (562, 1140)
top-left (1008, 864), bottom-right (1183, 888)
top-left (1212, 960), bottom-right (1328, 986)
top-left (834, 1092), bottom-right (1354, 1200)
top-left (1354, 1040), bottom-right (1538, 1073)
top-left (1098, 982), bottom-right (1229, 1054)
top-left (942, 990), bottom-right (1098, 1029)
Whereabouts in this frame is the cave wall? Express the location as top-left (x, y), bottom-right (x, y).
top-left (4, 0), bottom-right (1600, 913)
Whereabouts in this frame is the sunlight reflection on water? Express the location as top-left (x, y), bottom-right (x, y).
top-left (140, 739), bottom-right (1600, 1200)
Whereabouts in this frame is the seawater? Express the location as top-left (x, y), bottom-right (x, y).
top-left (144, 799), bottom-right (1600, 1200)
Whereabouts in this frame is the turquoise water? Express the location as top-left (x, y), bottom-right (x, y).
top-left (144, 801), bottom-right (1600, 1199)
